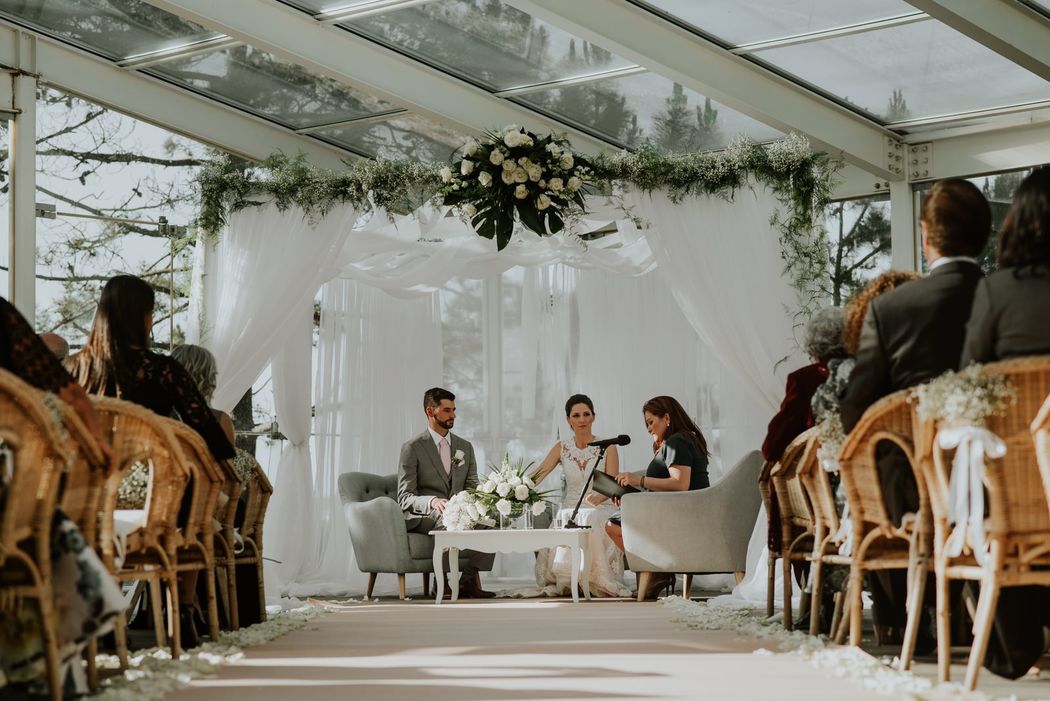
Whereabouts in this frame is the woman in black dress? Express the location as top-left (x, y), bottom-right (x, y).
top-left (65, 275), bottom-right (235, 647)
top-left (606, 395), bottom-right (710, 598)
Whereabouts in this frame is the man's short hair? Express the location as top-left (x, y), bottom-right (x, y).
top-left (920, 179), bottom-right (991, 258)
top-left (423, 387), bottom-right (455, 410)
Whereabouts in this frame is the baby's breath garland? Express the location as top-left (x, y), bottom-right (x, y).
top-left (196, 133), bottom-right (836, 303)
top-left (910, 364), bottom-right (1017, 427)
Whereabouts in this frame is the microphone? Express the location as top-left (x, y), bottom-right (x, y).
top-left (587, 434), bottom-right (631, 448)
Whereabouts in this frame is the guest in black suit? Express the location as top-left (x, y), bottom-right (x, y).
top-left (962, 166), bottom-right (1050, 365)
top-left (960, 166), bottom-right (1050, 679)
top-left (839, 179), bottom-right (990, 643)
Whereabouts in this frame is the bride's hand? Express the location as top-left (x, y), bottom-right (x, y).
top-left (584, 493), bottom-right (605, 506)
top-left (615, 472), bottom-right (640, 487)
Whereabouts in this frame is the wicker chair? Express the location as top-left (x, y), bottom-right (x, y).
top-left (232, 454), bottom-right (272, 626)
top-left (916, 356), bottom-right (1050, 689)
top-left (758, 458), bottom-right (780, 617)
top-left (93, 396), bottom-right (189, 662)
top-left (770, 428), bottom-right (816, 630)
top-left (168, 421), bottom-right (226, 641)
top-left (836, 389), bottom-right (923, 649)
top-left (0, 370), bottom-right (75, 701)
top-left (211, 454), bottom-right (243, 629)
top-left (796, 435), bottom-right (851, 640)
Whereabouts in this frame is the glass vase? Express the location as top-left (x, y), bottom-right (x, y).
top-left (499, 502), bottom-right (533, 530)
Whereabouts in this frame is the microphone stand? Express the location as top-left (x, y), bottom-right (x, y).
top-left (565, 445), bottom-right (608, 529)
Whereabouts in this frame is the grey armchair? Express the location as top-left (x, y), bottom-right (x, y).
top-left (338, 472), bottom-right (484, 599)
top-left (621, 450), bottom-right (764, 601)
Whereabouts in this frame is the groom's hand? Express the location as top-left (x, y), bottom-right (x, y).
top-left (430, 498), bottom-right (449, 516)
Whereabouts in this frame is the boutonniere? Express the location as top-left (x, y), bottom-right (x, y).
top-left (453, 449), bottom-right (466, 467)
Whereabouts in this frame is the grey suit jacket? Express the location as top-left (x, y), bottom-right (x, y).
top-left (397, 430), bottom-right (479, 522)
top-left (961, 267), bottom-right (1050, 366)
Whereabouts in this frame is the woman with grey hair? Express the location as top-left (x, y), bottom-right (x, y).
top-left (170, 344), bottom-right (235, 446)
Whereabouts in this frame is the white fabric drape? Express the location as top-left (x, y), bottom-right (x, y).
top-left (262, 303), bottom-right (316, 598)
top-left (203, 203), bottom-right (360, 411)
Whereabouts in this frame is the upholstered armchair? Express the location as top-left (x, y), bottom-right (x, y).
top-left (338, 472), bottom-right (486, 599)
top-left (620, 450), bottom-right (764, 601)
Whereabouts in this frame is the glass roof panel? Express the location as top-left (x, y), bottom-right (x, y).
top-left (754, 20), bottom-right (1050, 122)
top-left (314, 114), bottom-right (468, 161)
top-left (341, 0), bottom-right (635, 91)
top-left (147, 45), bottom-right (397, 129)
top-left (1029, 0), bottom-right (1050, 14)
top-left (638, 0), bottom-right (918, 46)
top-left (0, 0), bottom-right (222, 60)
top-left (517, 71), bottom-right (782, 151)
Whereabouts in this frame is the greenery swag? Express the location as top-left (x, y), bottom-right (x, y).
top-left (196, 132), bottom-right (837, 307)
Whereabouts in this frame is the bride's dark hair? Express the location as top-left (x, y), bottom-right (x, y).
top-left (643, 395), bottom-right (709, 457)
top-left (565, 394), bottom-right (594, 416)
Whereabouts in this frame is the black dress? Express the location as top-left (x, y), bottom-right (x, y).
top-left (646, 432), bottom-right (709, 491)
top-left (67, 347), bottom-right (235, 462)
top-left (0, 297), bottom-right (72, 393)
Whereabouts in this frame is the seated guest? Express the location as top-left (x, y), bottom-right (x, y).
top-left (760, 307), bottom-right (845, 563)
top-left (65, 275), bottom-right (235, 646)
top-left (606, 395), bottom-right (710, 599)
top-left (962, 166), bottom-right (1050, 364)
top-left (0, 297), bottom-right (119, 697)
top-left (39, 332), bottom-right (69, 360)
top-left (960, 166), bottom-right (1050, 678)
top-left (839, 179), bottom-right (989, 652)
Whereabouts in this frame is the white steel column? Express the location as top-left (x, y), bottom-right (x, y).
top-left (889, 180), bottom-right (919, 272)
top-left (8, 60), bottom-right (37, 320)
top-left (481, 275), bottom-right (503, 441)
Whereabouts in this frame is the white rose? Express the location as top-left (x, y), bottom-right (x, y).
top-left (518, 157), bottom-right (530, 166)
top-left (496, 499), bottom-right (512, 516)
top-left (527, 165), bottom-right (542, 182)
top-left (454, 449), bottom-right (465, 463)
top-left (514, 484), bottom-right (530, 501)
top-left (567, 176), bottom-right (582, 192)
top-left (489, 149), bottom-right (505, 166)
top-left (476, 501), bottom-right (489, 515)
top-left (502, 158), bottom-right (516, 172)
top-left (501, 169), bottom-right (516, 185)
top-left (466, 503), bottom-right (479, 520)
top-left (461, 159), bottom-right (474, 176)
top-left (536, 194), bottom-right (551, 210)
top-left (496, 482), bottom-right (512, 497)
top-left (524, 476), bottom-right (535, 488)
top-left (461, 203), bottom-right (477, 218)
top-left (514, 184), bottom-right (529, 200)
top-left (560, 154), bottom-right (574, 169)
top-left (478, 171), bottom-right (493, 187)
top-left (439, 166), bottom-right (453, 183)
top-left (513, 168), bottom-right (528, 184)
top-left (480, 480), bottom-right (495, 494)
top-left (520, 136), bottom-right (534, 148)
top-left (504, 132), bottom-right (521, 148)
top-left (546, 143), bottom-right (561, 155)
top-left (548, 177), bottom-right (564, 192)
top-left (465, 140), bottom-right (479, 156)
top-left (531, 501), bottom-right (547, 516)
top-left (538, 179), bottom-right (546, 189)
top-left (509, 475), bottom-right (522, 486)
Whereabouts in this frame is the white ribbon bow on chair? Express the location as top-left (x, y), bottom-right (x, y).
top-left (939, 426), bottom-right (1007, 566)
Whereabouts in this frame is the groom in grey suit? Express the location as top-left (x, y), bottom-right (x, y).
top-left (397, 387), bottom-right (495, 598)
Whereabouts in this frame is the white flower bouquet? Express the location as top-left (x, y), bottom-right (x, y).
top-left (472, 454), bottom-right (557, 525)
top-left (910, 364), bottom-right (1017, 427)
top-left (441, 125), bottom-right (592, 250)
top-left (815, 413), bottom-right (846, 470)
top-left (441, 490), bottom-right (495, 531)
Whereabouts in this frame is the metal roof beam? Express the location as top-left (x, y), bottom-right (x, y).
top-left (505, 0), bottom-right (899, 179)
top-left (143, 0), bottom-right (610, 155)
top-left (0, 25), bottom-right (350, 168)
top-left (903, 0), bottom-right (1050, 81)
top-left (922, 119), bottom-right (1050, 181)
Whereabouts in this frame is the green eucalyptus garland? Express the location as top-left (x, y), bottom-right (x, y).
top-left (195, 133), bottom-right (837, 307)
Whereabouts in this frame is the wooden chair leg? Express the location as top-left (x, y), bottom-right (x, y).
top-left (226, 561), bottom-right (240, 630)
top-left (935, 569), bottom-right (952, 683)
top-left (835, 592), bottom-right (851, 645)
top-left (165, 574), bottom-right (182, 658)
top-left (148, 578), bottom-right (168, 649)
top-left (848, 564), bottom-right (864, 646)
top-left (683, 574), bottom-right (693, 600)
top-left (830, 591), bottom-right (845, 640)
top-left (965, 577), bottom-right (1001, 691)
top-left (397, 573), bottom-right (407, 600)
top-left (36, 596), bottom-right (63, 701)
top-left (899, 565), bottom-right (928, 671)
top-left (366, 572), bottom-right (378, 600)
top-left (205, 563), bottom-right (221, 640)
top-left (637, 572), bottom-right (652, 602)
top-left (767, 555), bottom-right (776, 617)
top-left (809, 559), bottom-right (825, 637)
top-left (114, 611), bottom-right (130, 670)
top-left (782, 555), bottom-right (794, 630)
top-left (256, 559), bottom-right (268, 623)
top-left (85, 638), bottom-right (99, 692)
top-left (423, 573), bottom-right (430, 597)
top-left (733, 571), bottom-right (745, 584)
top-left (216, 568), bottom-right (232, 628)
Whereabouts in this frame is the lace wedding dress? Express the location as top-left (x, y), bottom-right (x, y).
top-left (534, 441), bottom-right (632, 598)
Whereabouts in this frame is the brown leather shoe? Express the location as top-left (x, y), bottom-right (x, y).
top-left (637, 573), bottom-right (676, 601)
top-left (458, 577), bottom-right (496, 598)
top-left (432, 576), bottom-right (453, 600)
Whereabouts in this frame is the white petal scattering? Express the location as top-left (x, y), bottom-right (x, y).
top-left (92, 606), bottom-right (322, 701)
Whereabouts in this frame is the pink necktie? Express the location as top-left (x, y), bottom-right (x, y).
top-left (439, 437), bottom-right (452, 474)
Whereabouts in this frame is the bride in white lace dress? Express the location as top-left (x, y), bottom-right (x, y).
top-left (531, 394), bottom-right (632, 598)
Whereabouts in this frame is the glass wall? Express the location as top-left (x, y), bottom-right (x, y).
top-left (821, 194), bottom-right (891, 305)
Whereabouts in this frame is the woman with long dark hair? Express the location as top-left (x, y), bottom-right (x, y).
top-left (606, 395), bottom-right (710, 598)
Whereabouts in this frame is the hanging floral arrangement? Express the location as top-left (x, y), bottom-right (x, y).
top-left (439, 126), bottom-right (593, 250)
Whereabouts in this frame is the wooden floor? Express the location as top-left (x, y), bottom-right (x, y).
top-left (155, 593), bottom-right (1050, 701)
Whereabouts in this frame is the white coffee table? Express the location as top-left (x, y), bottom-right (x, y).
top-left (430, 527), bottom-right (592, 604)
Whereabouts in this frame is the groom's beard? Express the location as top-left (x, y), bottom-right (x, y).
top-left (436, 417), bottom-right (454, 431)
